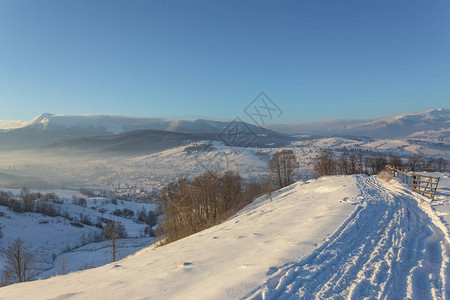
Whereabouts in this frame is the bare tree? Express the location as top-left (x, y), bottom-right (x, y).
top-left (348, 153), bottom-right (359, 174)
top-left (389, 154), bottom-right (402, 169)
top-left (356, 152), bottom-right (366, 174)
top-left (437, 158), bottom-right (448, 171)
top-left (338, 153), bottom-right (350, 175)
top-left (220, 171), bottom-right (243, 211)
top-left (58, 254), bottom-right (68, 275)
top-left (262, 174), bottom-right (275, 201)
top-left (408, 155), bottom-right (424, 171)
top-left (313, 150), bottom-right (336, 177)
top-left (103, 221), bottom-right (126, 262)
top-left (269, 150), bottom-right (299, 188)
top-left (366, 154), bottom-right (387, 175)
top-left (20, 187), bottom-right (30, 200)
top-left (1, 238), bottom-right (37, 286)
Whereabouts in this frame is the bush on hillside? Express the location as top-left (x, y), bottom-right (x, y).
top-left (378, 170), bottom-right (393, 183)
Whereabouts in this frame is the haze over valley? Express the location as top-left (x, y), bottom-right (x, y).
top-left (0, 108), bottom-right (448, 191)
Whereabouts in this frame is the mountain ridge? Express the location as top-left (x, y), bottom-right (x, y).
top-left (267, 108), bottom-right (449, 139)
top-left (0, 108), bottom-right (447, 152)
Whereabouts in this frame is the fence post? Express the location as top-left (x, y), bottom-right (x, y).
top-left (433, 178), bottom-right (440, 200)
top-left (388, 165), bottom-right (439, 200)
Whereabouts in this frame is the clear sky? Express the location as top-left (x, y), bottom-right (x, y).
top-left (0, 0), bottom-right (449, 123)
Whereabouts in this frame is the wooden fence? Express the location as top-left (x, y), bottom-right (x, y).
top-left (385, 165), bottom-right (440, 200)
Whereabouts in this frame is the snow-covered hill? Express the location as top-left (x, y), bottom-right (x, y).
top-left (1, 174), bottom-right (450, 299)
top-left (268, 108), bottom-right (450, 139)
top-left (0, 189), bottom-right (158, 280)
top-left (54, 137), bottom-right (450, 190)
top-left (1, 135), bottom-right (446, 193)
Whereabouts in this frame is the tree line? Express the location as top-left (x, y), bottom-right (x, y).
top-left (314, 150), bottom-right (448, 177)
top-left (158, 150), bottom-right (299, 244)
top-left (157, 170), bottom-right (272, 244)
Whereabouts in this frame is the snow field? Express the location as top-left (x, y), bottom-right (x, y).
top-left (247, 176), bottom-right (450, 299)
top-left (0, 190), bottom-right (158, 280)
top-left (1, 174), bottom-right (450, 299)
top-left (0, 176), bottom-right (362, 299)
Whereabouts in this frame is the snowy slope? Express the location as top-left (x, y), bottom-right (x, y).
top-left (0, 176), bottom-right (361, 299)
top-left (0, 120), bottom-right (26, 130)
top-left (248, 176), bottom-right (450, 299)
top-left (407, 128), bottom-right (450, 142)
top-left (2, 174), bottom-right (450, 299)
top-left (0, 206), bottom-right (101, 273)
top-left (0, 189), bottom-right (158, 280)
top-left (109, 137), bottom-right (448, 189)
top-left (268, 108), bottom-right (450, 139)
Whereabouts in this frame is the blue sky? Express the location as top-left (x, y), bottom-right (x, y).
top-left (0, 0), bottom-right (449, 123)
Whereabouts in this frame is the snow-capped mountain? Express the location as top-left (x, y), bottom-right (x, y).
top-left (0, 113), bottom-right (290, 152)
top-left (23, 113), bottom-right (169, 134)
top-left (17, 113), bottom-right (273, 135)
top-left (267, 108), bottom-right (450, 139)
top-left (0, 109), bottom-right (447, 152)
top-left (8, 108), bottom-right (450, 139)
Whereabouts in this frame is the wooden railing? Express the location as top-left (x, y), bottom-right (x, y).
top-left (385, 165), bottom-right (440, 200)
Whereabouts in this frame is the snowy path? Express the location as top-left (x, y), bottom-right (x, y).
top-left (247, 176), bottom-right (450, 299)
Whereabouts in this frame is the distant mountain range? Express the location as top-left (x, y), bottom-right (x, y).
top-left (267, 108), bottom-right (450, 140)
top-left (1, 112), bottom-right (283, 135)
top-left (0, 108), bottom-right (447, 154)
top-left (0, 113), bottom-right (291, 153)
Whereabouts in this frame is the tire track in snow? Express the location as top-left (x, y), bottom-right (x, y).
top-left (245, 175), bottom-right (450, 300)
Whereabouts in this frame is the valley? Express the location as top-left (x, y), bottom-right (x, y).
top-left (0, 109), bottom-right (448, 297)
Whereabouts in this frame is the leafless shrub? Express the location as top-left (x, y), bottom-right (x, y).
top-left (378, 170), bottom-right (393, 183)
